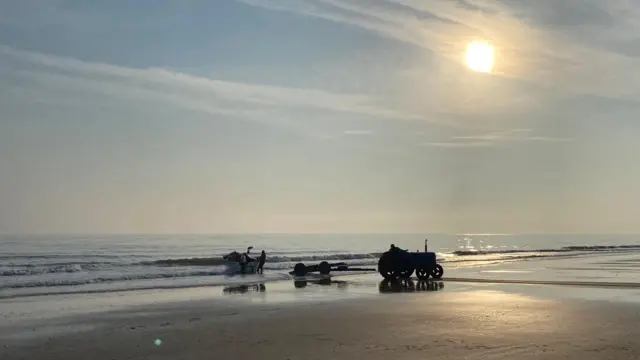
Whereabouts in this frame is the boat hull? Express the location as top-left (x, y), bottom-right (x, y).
top-left (225, 260), bottom-right (259, 275)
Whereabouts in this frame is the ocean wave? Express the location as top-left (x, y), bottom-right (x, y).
top-left (451, 244), bottom-right (640, 256)
top-left (1, 264), bottom-right (85, 276)
top-left (4, 245), bottom-right (640, 290)
top-left (263, 253), bottom-right (384, 262)
top-left (561, 245), bottom-right (640, 251)
top-left (0, 262), bottom-right (118, 276)
top-left (443, 253), bottom-right (585, 265)
top-left (145, 258), bottom-right (229, 266)
top-left (145, 253), bottom-right (384, 267)
top-left (148, 245), bottom-right (640, 267)
top-left (27, 244), bottom-right (639, 271)
top-left (0, 267), bottom-right (232, 289)
top-left (0, 254), bottom-right (123, 260)
top-left (5, 245), bottom-right (639, 277)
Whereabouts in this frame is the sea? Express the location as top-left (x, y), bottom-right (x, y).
top-left (2, 233), bottom-right (640, 299)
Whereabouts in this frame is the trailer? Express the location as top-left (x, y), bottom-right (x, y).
top-left (289, 261), bottom-right (376, 276)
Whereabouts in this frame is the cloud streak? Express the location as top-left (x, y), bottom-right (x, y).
top-left (451, 129), bottom-right (573, 143)
top-left (421, 128), bottom-right (573, 149)
top-left (0, 44), bottom-right (436, 135)
top-left (0, 43), bottom-right (561, 150)
top-left (237, 0), bottom-right (640, 102)
top-left (342, 129), bottom-right (373, 135)
top-left (421, 141), bottom-right (492, 148)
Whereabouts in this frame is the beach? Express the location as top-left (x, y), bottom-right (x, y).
top-left (3, 274), bottom-right (640, 360)
top-left (3, 234), bottom-right (640, 359)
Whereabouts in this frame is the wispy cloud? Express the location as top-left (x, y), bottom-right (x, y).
top-left (237, 0), bottom-right (640, 102)
top-left (342, 129), bottom-right (373, 135)
top-left (0, 44), bottom-right (436, 134)
top-left (420, 128), bottom-right (572, 149)
top-left (421, 141), bottom-right (492, 148)
top-left (452, 129), bottom-right (573, 143)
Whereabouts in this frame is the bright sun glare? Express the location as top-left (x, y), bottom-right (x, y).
top-left (465, 40), bottom-right (495, 73)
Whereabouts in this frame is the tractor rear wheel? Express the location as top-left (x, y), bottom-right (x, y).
top-left (378, 253), bottom-right (400, 280)
top-left (431, 264), bottom-right (444, 279)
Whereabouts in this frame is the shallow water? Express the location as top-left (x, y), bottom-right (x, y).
top-left (1, 233), bottom-right (639, 298)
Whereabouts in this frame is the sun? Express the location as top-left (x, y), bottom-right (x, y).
top-left (465, 40), bottom-right (495, 73)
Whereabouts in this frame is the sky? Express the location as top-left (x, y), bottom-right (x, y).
top-left (1, 0), bottom-right (640, 234)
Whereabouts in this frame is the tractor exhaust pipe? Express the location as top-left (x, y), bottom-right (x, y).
top-left (424, 238), bottom-right (428, 252)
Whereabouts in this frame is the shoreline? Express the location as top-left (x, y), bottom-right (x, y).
top-left (4, 268), bottom-right (640, 301)
top-left (4, 272), bottom-right (640, 327)
top-left (3, 276), bottom-right (640, 360)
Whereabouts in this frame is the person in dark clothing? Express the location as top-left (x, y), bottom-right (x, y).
top-left (389, 244), bottom-right (405, 252)
top-left (257, 250), bottom-right (266, 274)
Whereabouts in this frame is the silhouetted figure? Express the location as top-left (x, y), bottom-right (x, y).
top-left (257, 250), bottom-right (266, 274)
top-left (245, 246), bottom-right (255, 262)
top-left (389, 244), bottom-right (405, 253)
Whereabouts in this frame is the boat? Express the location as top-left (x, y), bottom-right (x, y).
top-left (222, 246), bottom-right (260, 274)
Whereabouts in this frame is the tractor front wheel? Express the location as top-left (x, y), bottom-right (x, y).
top-left (416, 268), bottom-right (430, 281)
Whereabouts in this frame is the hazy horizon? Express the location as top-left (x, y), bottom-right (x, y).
top-left (2, 232), bottom-right (639, 237)
top-left (2, 1), bottom-right (640, 234)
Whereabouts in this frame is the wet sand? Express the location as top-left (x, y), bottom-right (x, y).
top-left (2, 276), bottom-right (640, 360)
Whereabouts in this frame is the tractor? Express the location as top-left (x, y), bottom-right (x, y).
top-left (377, 239), bottom-right (444, 281)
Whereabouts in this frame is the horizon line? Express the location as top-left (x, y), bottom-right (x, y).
top-left (1, 232), bottom-right (636, 237)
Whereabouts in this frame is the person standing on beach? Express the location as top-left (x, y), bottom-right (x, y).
top-left (257, 250), bottom-right (266, 274)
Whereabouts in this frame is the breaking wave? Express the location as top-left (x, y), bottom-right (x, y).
top-left (451, 244), bottom-right (640, 256)
top-left (146, 245), bottom-right (640, 268)
top-left (145, 253), bottom-right (385, 267)
top-left (146, 258), bottom-right (229, 266)
top-left (3, 243), bottom-right (640, 297)
top-left (0, 267), bottom-right (231, 289)
top-left (2, 264), bottom-right (86, 276)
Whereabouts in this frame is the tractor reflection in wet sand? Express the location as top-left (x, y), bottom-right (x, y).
top-left (377, 239), bottom-right (444, 281)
